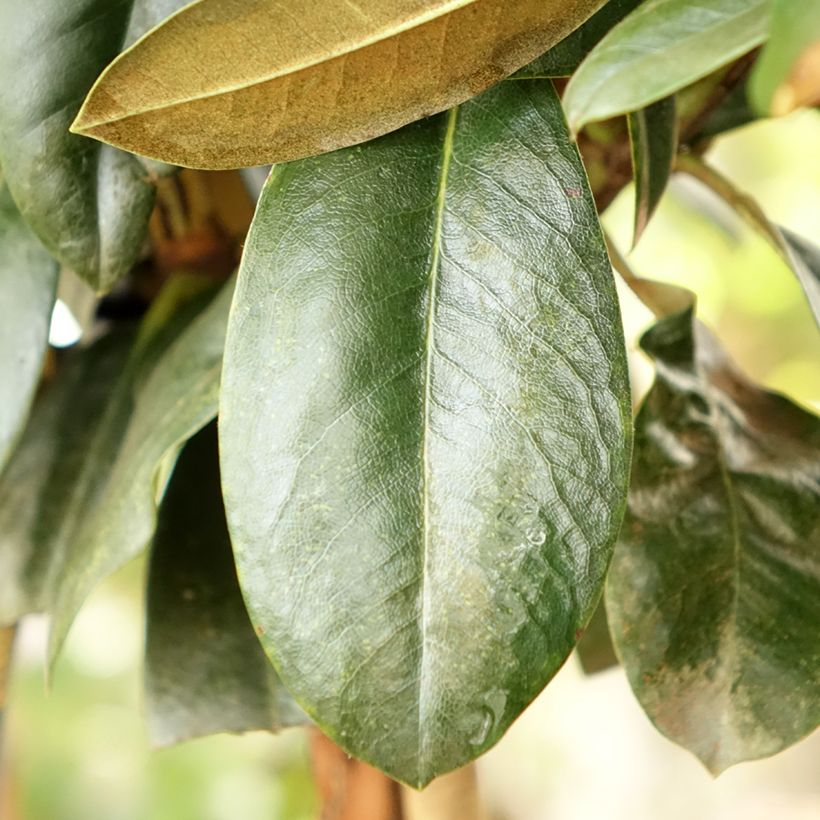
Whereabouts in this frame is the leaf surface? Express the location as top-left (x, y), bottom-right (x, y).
top-left (0, 183), bottom-right (59, 471)
top-left (750, 0), bottom-right (820, 115)
top-left (71, 0), bottom-right (607, 168)
top-left (0, 278), bottom-right (233, 670)
top-left (146, 423), bottom-right (305, 747)
top-left (607, 302), bottom-right (820, 773)
top-left (563, 0), bottom-right (770, 131)
top-left (220, 80), bottom-right (632, 786)
top-left (0, 1), bottom-right (187, 291)
top-left (629, 97), bottom-right (677, 246)
top-left (514, 0), bottom-right (644, 79)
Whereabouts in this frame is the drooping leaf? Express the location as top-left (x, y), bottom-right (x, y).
top-left (575, 599), bottom-right (618, 674)
top-left (0, 326), bottom-right (138, 625)
top-left (0, 1), bottom-right (188, 291)
top-left (607, 301), bottom-right (820, 773)
top-left (750, 0), bottom-right (820, 115)
top-left (629, 96), bottom-right (677, 246)
top-left (146, 423), bottom-right (305, 747)
top-left (0, 277), bottom-right (233, 669)
top-left (71, 0), bottom-right (609, 169)
top-left (0, 182), bottom-right (59, 471)
top-left (563, 0), bottom-right (770, 132)
top-left (677, 156), bottom-right (820, 327)
top-left (514, 0), bottom-right (644, 79)
top-left (220, 80), bottom-right (632, 786)
top-left (47, 278), bottom-right (234, 666)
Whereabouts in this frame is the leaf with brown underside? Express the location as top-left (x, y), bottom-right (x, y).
top-left (607, 300), bottom-right (820, 773)
top-left (71, 0), bottom-right (606, 169)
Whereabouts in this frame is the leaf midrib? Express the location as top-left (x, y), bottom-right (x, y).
top-left (416, 105), bottom-right (459, 781)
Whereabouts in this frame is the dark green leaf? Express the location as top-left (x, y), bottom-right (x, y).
top-left (0, 1), bottom-right (186, 291)
top-left (749, 0), bottom-right (820, 115)
top-left (563, 0), bottom-right (770, 131)
top-left (47, 278), bottom-right (234, 666)
top-left (686, 81), bottom-right (759, 145)
top-left (778, 228), bottom-right (820, 328)
top-left (0, 326), bottom-right (138, 625)
top-left (220, 80), bottom-right (632, 787)
top-left (629, 97), bottom-right (677, 246)
top-left (0, 182), bottom-right (59, 471)
top-left (514, 0), bottom-right (644, 79)
top-left (575, 600), bottom-right (618, 674)
top-left (607, 303), bottom-right (820, 773)
top-left (146, 423), bottom-right (305, 747)
top-left (0, 277), bottom-right (233, 670)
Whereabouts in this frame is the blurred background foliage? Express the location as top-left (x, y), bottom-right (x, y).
top-left (1, 109), bottom-right (818, 820)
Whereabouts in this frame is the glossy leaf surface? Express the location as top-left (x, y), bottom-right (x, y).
top-left (221, 80), bottom-right (632, 786)
top-left (146, 423), bottom-right (305, 747)
top-left (629, 97), bottom-right (677, 246)
top-left (0, 182), bottom-right (59, 471)
top-left (750, 0), bottom-right (820, 115)
top-left (563, 0), bottom-right (770, 131)
top-left (514, 0), bottom-right (643, 79)
top-left (72, 0), bottom-right (607, 168)
top-left (607, 304), bottom-right (820, 773)
top-left (0, 1), bottom-right (186, 291)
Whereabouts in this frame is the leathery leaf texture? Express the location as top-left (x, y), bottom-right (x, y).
top-left (0, 1), bottom-right (187, 291)
top-left (607, 303), bottom-right (820, 773)
top-left (146, 423), bottom-right (305, 747)
top-left (220, 80), bottom-right (632, 787)
top-left (71, 0), bottom-right (607, 169)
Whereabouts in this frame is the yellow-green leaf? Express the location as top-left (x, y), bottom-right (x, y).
top-left (72, 0), bottom-right (607, 169)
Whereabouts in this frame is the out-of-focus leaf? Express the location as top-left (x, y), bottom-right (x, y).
top-left (750, 0), bottom-right (820, 115)
top-left (0, 1), bottom-right (187, 291)
top-left (220, 80), bottom-right (632, 787)
top-left (0, 327), bottom-right (137, 625)
top-left (47, 278), bottom-right (234, 666)
top-left (629, 96), bottom-right (677, 246)
top-left (686, 81), bottom-right (759, 144)
top-left (71, 0), bottom-right (609, 169)
top-left (563, 0), bottom-right (770, 131)
top-left (514, 0), bottom-right (644, 79)
top-left (146, 423), bottom-right (305, 747)
top-left (575, 600), bottom-right (618, 674)
top-left (607, 301), bottom-right (820, 774)
top-left (0, 182), bottom-right (59, 471)
top-left (677, 156), bottom-right (820, 327)
top-left (0, 277), bottom-right (233, 671)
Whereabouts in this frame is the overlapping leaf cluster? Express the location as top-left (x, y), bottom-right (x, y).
top-left (0, 0), bottom-right (818, 789)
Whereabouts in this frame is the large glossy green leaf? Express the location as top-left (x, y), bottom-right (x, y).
top-left (0, 278), bottom-right (233, 669)
top-left (220, 80), bottom-right (632, 786)
top-left (71, 0), bottom-right (608, 169)
top-left (563, 0), bottom-right (770, 131)
top-left (514, 0), bottom-right (644, 79)
top-left (629, 97), bottom-right (677, 246)
top-left (607, 302), bottom-right (820, 773)
top-left (0, 1), bottom-right (187, 291)
top-left (0, 182), bottom-right (59, 471)
top-left (146, 423), bottom-right (305, 747)
top-left (750, 0), bottom-right (820, 115)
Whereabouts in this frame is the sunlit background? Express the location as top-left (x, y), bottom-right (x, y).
top-left (2, 109), bottom-right (819, 820)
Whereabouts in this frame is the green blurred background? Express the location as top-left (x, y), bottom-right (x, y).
top-left (2, 110), bottom-right (818, 820)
